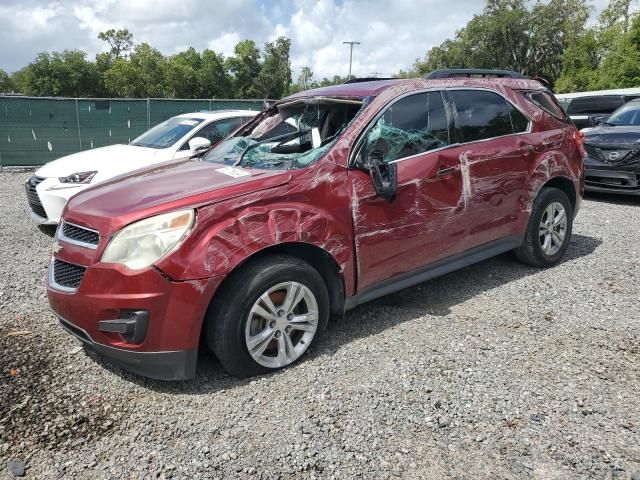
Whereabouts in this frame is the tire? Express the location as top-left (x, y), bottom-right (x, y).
top-left (515, 187), bottom-right (573, 267)
top-left (205, 254), bottom-right (329, 378)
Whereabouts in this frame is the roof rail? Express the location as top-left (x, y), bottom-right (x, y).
top-left (425, 69), bottom-right (528, 80)
top-left (343, 77), bottom-right (396, 84)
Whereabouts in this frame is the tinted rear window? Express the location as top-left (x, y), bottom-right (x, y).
top-left (527, 91), bottom-right (569, 121)
top-left (567, 96), bottom-right (626, 114)
top-left (450, 90), bottom-right (514, 142)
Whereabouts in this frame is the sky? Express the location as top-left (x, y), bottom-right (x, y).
top-left (0, 0), bottom-right (613, 81)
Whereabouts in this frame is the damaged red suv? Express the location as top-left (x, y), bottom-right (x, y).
top-left (47, 76), bottom-right (584, 380)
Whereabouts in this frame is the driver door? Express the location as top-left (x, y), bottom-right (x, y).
top-left (349, 91), bottom-right (468, 290)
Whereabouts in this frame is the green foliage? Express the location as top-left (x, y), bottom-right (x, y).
top-left (226, 40), bottom-right (261, 98)
top-left (254, 37), bottom-right (292, 98)
top-left (103, 43), bottom-right (165, 97)
top-left (21, 50), bottom-right (99, 97)
top-left (416, 0), bottom-right (640, 93)
top-left (199, 49), bottom-right (232, 98)
top-left (0, 69), bottom-right (14, 93)
top-left (14, 1), bottom-right (640, 100)
top-left (414, 0), bottom-right (590, 85)
top-left (9, 31), bottom-right (294, 99)
top-left (97, 28), bottom-right (134, 59)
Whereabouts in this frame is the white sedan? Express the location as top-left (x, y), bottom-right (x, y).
top-left (25, 109), bottom-right (258, 225)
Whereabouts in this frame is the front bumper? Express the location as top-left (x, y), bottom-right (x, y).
top-left (584, 156), bottom-right (640, 195)
top-left (47, 258), bottom-right (222, 380)
top-left (57, 315), bottom-right (198, 380)
top-left (25, 175), bottom-right (89, 225)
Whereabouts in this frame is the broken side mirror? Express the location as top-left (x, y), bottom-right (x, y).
top-left (367, 149), bottom-right (397, 202)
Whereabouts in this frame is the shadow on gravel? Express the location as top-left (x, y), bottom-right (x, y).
top-left (83, 234), bottom-right (602, 393)
top-left (584, 191), bottom-right (640, 207)
top-left (37, 225), bottom-right (56, 237)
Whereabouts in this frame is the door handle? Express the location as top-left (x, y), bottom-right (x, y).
top-left (437, 166), bottom-right (457, 177)
top-left (517, 142), bottom-right (534, 154)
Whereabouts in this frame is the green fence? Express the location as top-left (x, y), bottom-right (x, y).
top-left (0, 96), bottom-right (268, 166)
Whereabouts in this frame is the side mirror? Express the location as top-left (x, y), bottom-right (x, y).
top-left (367, 149), bottom-right (397, 202)
top-left (188, 137), bottom-right (211, 153)
top-left (593, 116), bottom-right (607, 126)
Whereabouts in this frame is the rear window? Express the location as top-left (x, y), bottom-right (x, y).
top-left (567, 96), bottom-right (626, 115)
top-left (450, 90), bottom-right (520, 143)
top-left (526, 91), bottom-right (569, 121)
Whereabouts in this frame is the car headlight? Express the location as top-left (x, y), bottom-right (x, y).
top-left (59, 171), bottom-right (97, 184)
top-left (101, 209), bottom-right (195, 270)
top-left (48, 171), bottom-right (98, 190)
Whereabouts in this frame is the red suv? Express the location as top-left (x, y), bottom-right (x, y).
top-left (47, 77), bottom-right (584, 380)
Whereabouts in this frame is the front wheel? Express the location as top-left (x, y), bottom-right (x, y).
top-left (515, 187), bottom-right (573, 267)
top-left (205, 255), bottom-right (329, 378)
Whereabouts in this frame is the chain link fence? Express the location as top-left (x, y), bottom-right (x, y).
top-left (0, 96), bottom-right (268, 167)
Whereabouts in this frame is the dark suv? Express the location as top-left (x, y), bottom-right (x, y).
top-left (582, 98), bottom-right (640, 194)
top-left (47, 78), bottom-right (584, 379)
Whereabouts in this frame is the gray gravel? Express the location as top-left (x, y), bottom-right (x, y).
top-left (1, 170), bottom-right (639, 479)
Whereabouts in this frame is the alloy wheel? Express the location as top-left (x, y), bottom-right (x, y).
top-left (538, 201), bottom-right (567, 256)
top-left (244, 281), bottom-right (319, 368)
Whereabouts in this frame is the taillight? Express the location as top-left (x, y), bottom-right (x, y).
top-left (573, 130), bottom-right (586, 157)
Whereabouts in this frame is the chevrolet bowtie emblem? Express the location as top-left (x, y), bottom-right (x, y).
top-left (51, 241), bottom-right (63, 254)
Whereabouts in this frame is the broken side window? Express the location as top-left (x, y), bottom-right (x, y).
top-left (203, 98), bottom-right (363, 170)
top-left (362, 91), bottom-right (449, 163)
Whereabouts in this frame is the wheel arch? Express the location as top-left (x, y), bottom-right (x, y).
top-left (207, 242), bottom-right (346, 322)
top-left (540, 175), bottom-right (577, 212)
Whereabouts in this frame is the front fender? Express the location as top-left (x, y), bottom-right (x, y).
top-left (156, 163), bottom-right (356, 295)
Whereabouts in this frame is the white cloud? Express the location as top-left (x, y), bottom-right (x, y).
top-left (208, 32), bottom-right (241, 57)
top-left (0, 0), bottom-right (621, 85)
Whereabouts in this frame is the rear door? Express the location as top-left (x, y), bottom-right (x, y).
top-left (349, 90), bottom-right (468, 290)
top-left (447, 89), bottom-right (534, 248)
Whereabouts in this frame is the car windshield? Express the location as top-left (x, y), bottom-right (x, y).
top-left (203, 98), bottom-right (363, 170)
top-left (130, 117), bottom-right (204, 149)
top-left (604, 103), bottom-right (640, 126)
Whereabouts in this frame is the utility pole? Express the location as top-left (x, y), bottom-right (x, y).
top-left (343, 41), bottom-right (360, 79)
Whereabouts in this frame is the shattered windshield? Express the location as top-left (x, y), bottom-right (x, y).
top-left (203, 98), bottom-right (363, 170)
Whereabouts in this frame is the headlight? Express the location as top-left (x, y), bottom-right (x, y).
top-left (101, 209), bottom-right (195, 270)
top-left (59, 171), bottom-right (97, 184)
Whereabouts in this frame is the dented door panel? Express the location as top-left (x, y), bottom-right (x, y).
top-left (349, 148), bottom-right (466, 290)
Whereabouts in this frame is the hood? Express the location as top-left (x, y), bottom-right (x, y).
top-left (63, 159), bottom-right (292, 232)
top-left (582, 125), bottom-right (640, 147)
top-left (35, 144), bottom-right (165, 178)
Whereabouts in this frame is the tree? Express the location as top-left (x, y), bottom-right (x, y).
top-left (299, 66), bottom-right (313, 90)
top-left (198, 49), bottom-right (232, 98)
top-left (22, 50), bottom-right (99, 96)
top-left (0, 69), bottom-right (14, 93)
top-left (413, 0), bottom-right (590, 86)
top-left (9, 67), bottom-right (29, 94)
top-left (598, 14), bottom-right (640, 88)
top-left (98, 28), bottom-right (134, 59)
top-left (226, 40), bottom-right (261, 97)
top-left (103, 43), bottom-right (165, 97)
top-left (254, 37), bottom-right (292, 98)
top-left (163, 48), bottom-right (201, 98)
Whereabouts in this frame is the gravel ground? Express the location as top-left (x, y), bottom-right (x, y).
top-left (0, 170), bottom-right (639, 479)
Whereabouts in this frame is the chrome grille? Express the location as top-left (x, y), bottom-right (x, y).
top-left (25, 175), bottom-right (46, 218)
top-left (52, 259), bottom-right (86, 290)
top-left (60, 221), bottom-right (99, 247)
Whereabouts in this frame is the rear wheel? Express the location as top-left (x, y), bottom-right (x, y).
top-left (515, 187), bottom-right (573, 267)
top-left (205, 255), bottom-right (329, 378)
